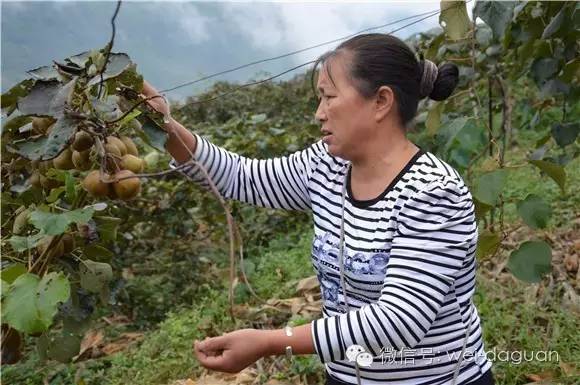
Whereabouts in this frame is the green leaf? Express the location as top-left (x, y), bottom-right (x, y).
top-left (438, 117), bottom-right (470, 152)
top-left (1, 114), bottom-right (33, 135)
top-left (93, 216), bottom-right (122, 243)
top-left (508, 241), bottom-right (552, 283)
top-left (541, 6), bottom-right (566, 39)
top-left (476, 230), bottom-right (501, 260)
top-left (87, 53), bottom-right (132, 87)
top-left (426, 102), bottom-right (444, 135)
top-left (551, 122), bottom-right (579, 147)
top-left (17, 80), bottom-right (61, 116)
top-left (439, 1), bottom-right (471, 41)
top-left (79, 260), bottom-right (113, 293)
top-left (1, 79), bottom-right (35, 109)
top-left (65, 172), bottom-right (77, 202)
top-left (1, 273), bottom-right (45, 333)
top-left (14, 115), bottom-right (76, 160)
top-left (26, 66), bottom-right (59, 81)
top-left (426, 33), bottom-right (445, 61)
top-left (46, 186), bottom-right (66, 203)
top-left (1, 279), bottom-right (9, 299)
top-left (82, 244), bottom-right (114, 263)
top-left (139, 115), bottom-right (167, 151)
top-left (473, 1), bottom-right (516, 40)
top-left (65, 51), bottom-right (91, 68)
top-left (474, 198), bottom-right (493, 221)
top-left (517, 194), bottom-right (552, 229)
top-left (531, 58), bottom-right (560, 84)
top-left (1, 263), bottom-right (28, 284)
top-left (48, 78), bottom-right (77, 117)
top-left (47, 332), bottom-right (82, 363)
top-left (473, 169), bottom-right (507, 206)
top-left (37, 272), bottom-right (71, 327)
top-left (0, 273), bottom-right (67, 334)
top-left (8, 233), bottom-right (46, 252)
top-left (559, 59), bottom-right (579, 84)
top-left (529, 159), bottom-right (566, 193)
top-left (29, 207), bottom-right (95, 236)
top-left (118, 109), bottom-right (142, 128)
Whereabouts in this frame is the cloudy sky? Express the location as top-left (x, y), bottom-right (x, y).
top-left (1, 1), bottom-right (471, 102)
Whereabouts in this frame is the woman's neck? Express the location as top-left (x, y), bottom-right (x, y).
top-left (349, 131), bottom-right (419, 183)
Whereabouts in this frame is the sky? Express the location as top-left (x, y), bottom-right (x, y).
top-left (1, 0), bottom-right (470, 102)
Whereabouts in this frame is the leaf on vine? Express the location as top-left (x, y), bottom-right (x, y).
top-left (139, 115), bottom-right (167, 152)
top-left (29, 207), bottom-right (95, 236)
top-left (551, 122), bottom-right (579, 147)
top-left (1, 280), bottom-right (9, 300)
top-left (439, 1), bottom-right (471, 41)
top-left (1, 113), bottom-right (33, 134)
top-left (1, 79), bottom-right (35, 109)
top-left (79, 260), bottom-right (113, 293)
top-left (37, 272), bottom-right (71, 326)
top-left (82, 244), bottom-right (114, 263)
top-left (17, 80), bottom-right (61, 116)
top-left (426, 102), bottom-right (444, 135)
top-left (87, 53), bottom-right (132, 87)
top-left (14, 115), bottom-right (76, 160)
top-left (508, 241), bottom-right (552, 283)
top-left (473, 1), bottom-right (516, 40)
top-left (93, 216), bottom-right (122, 243)
top-left (46, 332), bottom-right (82, 363)
top-left (26, 65), bottom-right (60, 81)
top-left (65, 51), bottom-right (91, 69)
top-left (48, 77), bottom-right (77, 117)
top-left (0, 263), bottom-right (28, 284)
top-left (541, 5), bottom-right (566, 39)
top-left (473, 169), bottom-right (507, 206)
top-left (531, 58), bottom-right (560, 85)
top-left (529, 159), bottom-right (566, 193)
top-left (476, 230), bottom-right (501, 260)
top-left (46, 186), bottom-right (66, 203)
top-left (8, 233), bottom-right (46, 252)
top-left (1, 272), bottom-right (70, 334)
top-left (426, 33), bottom-right (445, 61)
top-left (517, 194), bottom-right (552, 229)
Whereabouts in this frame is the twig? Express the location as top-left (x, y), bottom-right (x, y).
top-left (97, 0), bottom-right (122, 99)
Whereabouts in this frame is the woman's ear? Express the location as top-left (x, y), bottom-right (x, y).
top-left (374, 85), bottom-right (395, 122)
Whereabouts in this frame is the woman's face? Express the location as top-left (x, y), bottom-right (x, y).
top-left (315, 54), bottom-right (376, 159)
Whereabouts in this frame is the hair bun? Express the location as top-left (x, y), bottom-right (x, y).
top-left (428, 62), bottom-right (459, 101)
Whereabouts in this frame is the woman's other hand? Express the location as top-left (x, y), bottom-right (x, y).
top-left (193, 329), bottom-right (272, 373)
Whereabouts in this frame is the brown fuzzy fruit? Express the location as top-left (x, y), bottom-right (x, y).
top-left (53, 149), bottom-right (75, 170)
top-left (32, 117), bottom-right (53, 135)
top-left (40, 175), bottom-right (62, 190)
top-left (38, 236), bottom-right (65, 259)
top-left (106, 136), bottom-right (127, 156)
top-left (61, 234), bottom-right (75, 254)
top-left (72, 150), bottom-right (91, 171)
top-left (120, 136), bottom-right (139, 156)
top-left (120, 154), bottom-right (144, 173)
top-left (72, 131), bottom-right (94, 152)
top-left (83, 170), bottom-right (111, 198)
top-left (113, 170), bottom-right (140, 200)
top-left (30, 171), bottom-right (42, 187)
top-left (1, 325), bottom-right (23, 364)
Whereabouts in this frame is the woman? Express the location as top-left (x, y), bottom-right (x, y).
top-left (143, 33), bottom-right (494, 385)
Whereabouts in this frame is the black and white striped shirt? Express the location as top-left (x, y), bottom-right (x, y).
top-left (173, 135), bottom-right (492, 385)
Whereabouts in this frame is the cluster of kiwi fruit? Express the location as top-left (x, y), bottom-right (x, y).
top-left (29, 117), bottom-right (145, 201)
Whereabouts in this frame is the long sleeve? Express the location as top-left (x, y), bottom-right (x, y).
top-left (310, 177), bottom-right (478, 363)
top-left (170, 134), bottom-right (327, 211)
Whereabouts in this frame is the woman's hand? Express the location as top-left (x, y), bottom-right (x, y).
top-left (193, 328), bottom-right (272, 373)
top-left (140, 80), bottom-right (170, 119)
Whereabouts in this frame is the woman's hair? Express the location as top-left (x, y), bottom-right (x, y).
top-left (311, 33), bottom-right (459, 127)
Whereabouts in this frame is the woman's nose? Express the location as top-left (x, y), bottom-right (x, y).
top-left (315, 101), bottom-right (326, 123)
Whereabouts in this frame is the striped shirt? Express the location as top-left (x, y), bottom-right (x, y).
top-left (172, 135), bottom-right (492, 385)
